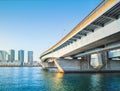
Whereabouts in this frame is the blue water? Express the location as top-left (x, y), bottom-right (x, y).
top-left (0, 67), bottom-right (120, 91)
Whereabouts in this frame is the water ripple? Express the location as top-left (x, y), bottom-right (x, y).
top-left (0, 67), bottom-right (120, 91)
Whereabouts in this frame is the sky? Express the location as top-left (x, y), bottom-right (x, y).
top-left (0, 0), bottom-right (102, 62)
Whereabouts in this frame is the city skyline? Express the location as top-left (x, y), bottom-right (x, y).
top-left (0, 0), bottom-right (102, 61)
top-left (0, 49), bottom-right (33, 63)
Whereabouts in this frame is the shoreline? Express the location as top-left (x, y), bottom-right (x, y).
top-left (65, 70), bottom-right (120, 73)
top-left (0, 66), bottom-right (41, 67)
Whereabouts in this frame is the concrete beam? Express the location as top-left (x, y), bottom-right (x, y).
top-left (91, 23), bottom-right (104, 27)
top-left (78, 32), bottom-right (87, 36)
top-left (74, 36), bottom-right (81, 39)
top-left (73, 41), bottom-right (120, 58)
top-left (70, 38), bottom-right (77, 42)
top-left (102, 15), bottom-right (117, 21)
top-left (83, 29), bottom-right (94, 32)
top-left (71, 37), bottom-right (78, 40)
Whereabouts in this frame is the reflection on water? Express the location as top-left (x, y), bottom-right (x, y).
top-left (55, 73), bottom-right (64, 79)
top-left (90, 74), bottom-right (102, 91)
top-left (0, 67), bottom-right (120, 91)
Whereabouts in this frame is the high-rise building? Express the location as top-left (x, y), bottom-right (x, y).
top-left (8, 54), bottom-right (11, 61)
top-left (0, 50), bottom-right (8, 61)
top-left (18, 50), bottom-right (24, 66)
top-left (8, 49), bottom-right (15, 62)
top-left (28, 51), bottom-right (33, 63)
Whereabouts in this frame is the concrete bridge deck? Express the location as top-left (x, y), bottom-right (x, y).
top-left (40, 0), bottom-right (120, 73)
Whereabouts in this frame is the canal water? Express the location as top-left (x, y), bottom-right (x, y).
top-left (0, 67), bottom-right (120, 91)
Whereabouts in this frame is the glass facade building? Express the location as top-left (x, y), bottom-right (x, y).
top-left (0, 50), bottom-right (8, 61)
top-left (28, 51), bottom-right (33, 63)
top-left (8, 50), bottom-right (15, 62)
top-left (18, 50), bottom-right (24, 66)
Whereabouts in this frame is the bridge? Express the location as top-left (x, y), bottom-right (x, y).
top-left (40, 0), bottom-right (120, 73)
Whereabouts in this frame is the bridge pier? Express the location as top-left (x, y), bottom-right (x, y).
top-left (86, 55), bottom-right (91, 69)
top-left (90, 53), bottom-right (103, 69)
top-left (101, 51), bottom-right (110, 70)
top-left (89, 50), bottom-right (120, 71)
top-left (41, 58), bottom-right (64, 73)
top-left (79, 55), bottom-right (90, 70)
top-left (90, 51), bottom-right (112, 71)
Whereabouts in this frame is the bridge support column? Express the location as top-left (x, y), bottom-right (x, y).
top-left (86, 55), bottom-right (91, 69)
top-left (90, 51), bottom-right (112, 71)
top-left (41, 62), bottom-right (50, 70)
top-left (41, 58), bottom-right (64, 72)
top-left (79, 55), bottom-right (90, 71)
top-left (41, 62), bottom-right (47, 69)
top-left (53, 58), bottom-right (64, 73)
top-left (101, 51), bottom-right (110, 70)
top-left (90, 53), bottom-right (103, 69)
top-left (99, 50), bottom-right (120, 71)
top-left (80, 57), bottom-right (84, 70)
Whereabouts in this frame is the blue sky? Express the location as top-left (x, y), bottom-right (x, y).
top-left (0, 0), bottom-right (102, 61)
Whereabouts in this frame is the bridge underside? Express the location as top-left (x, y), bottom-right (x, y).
top-left (41, 55), bottom-right (120, 73)
top-left (68, 32), bottom-right (120, 58)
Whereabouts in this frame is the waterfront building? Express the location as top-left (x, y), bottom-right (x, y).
top-left (0, 50), bottom-right (8, 61)
top-left (0, 61), bottom-right (21, 66)
top-left (8, 49), bottom-right (15, 62)
top-left (28, 51), bottom-right (33, 63)
top-left (18, 50), bottom-right (24, 66)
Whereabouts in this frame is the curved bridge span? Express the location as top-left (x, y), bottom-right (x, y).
top-left (40, 0), bottom-right (120, 73)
